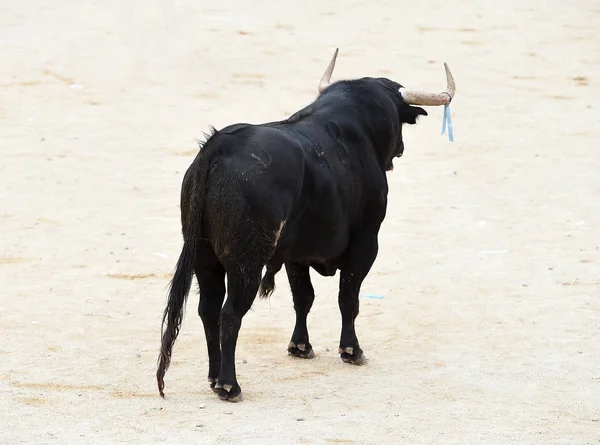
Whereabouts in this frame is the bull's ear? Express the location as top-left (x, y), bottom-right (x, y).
top-left (402, 106), bottom-right (427, 125)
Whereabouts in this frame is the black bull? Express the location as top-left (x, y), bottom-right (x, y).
top-left (157, 50), bottom-right (456, 402)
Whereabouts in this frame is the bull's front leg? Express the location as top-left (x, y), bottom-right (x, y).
top-left (337, 232), bottom-right (379, 365)
top-left (285, 262), bottom-right (316, 359)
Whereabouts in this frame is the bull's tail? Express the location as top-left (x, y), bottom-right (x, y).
top-left (156, 240), bottom-right (196, 397)
top-left (157, 139), bottom-right (213, 398)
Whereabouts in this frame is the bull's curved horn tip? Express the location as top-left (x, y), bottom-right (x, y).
top-left (318, 48), bottom-right (340, 94)
top-left (399, 61), bottom-right (456, 106)
top-left (444, 62), bottom-right (456, 93)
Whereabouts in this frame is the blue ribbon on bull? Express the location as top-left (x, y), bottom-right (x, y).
top-left (441, 103), bottom-right (454, 142)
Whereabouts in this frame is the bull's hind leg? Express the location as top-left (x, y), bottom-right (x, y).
top-left (337, 233), bottom-right (379, 365)
top-left (195, 250), bottom-right (226, 392)
top-left (285, 263), bottom-right (316, 359)
top-left (215, 266), bottom-right (262, 402)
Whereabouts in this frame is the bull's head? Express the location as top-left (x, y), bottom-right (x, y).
top-left (317, 48), bottom-right (456, 171)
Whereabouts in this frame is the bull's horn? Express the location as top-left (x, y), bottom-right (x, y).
top-left (399, 63), bottom-right (456, 106)
top-left (318, 48), bottom-right (339, 93)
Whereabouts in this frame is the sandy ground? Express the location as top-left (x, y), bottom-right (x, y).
top-left (1, 0), bottom-right (599, 443)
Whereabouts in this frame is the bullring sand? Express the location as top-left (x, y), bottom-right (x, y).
top-left (1, 0), bottom-right (599, 444)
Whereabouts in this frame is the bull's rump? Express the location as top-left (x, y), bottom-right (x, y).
top-left (197, 124), bottom-right (356, 266)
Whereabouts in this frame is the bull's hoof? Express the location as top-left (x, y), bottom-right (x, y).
top-left (213, 380), bottom-right (242, 402)
top-left (288, 341), bottom-right (315, 359)
top-left (339, 346), bottom-right (367, 365)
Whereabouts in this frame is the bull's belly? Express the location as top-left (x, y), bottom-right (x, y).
top-left (309, 260), bottom-right (339, 276)
top-left (277, 224), bottom-right (349, 264)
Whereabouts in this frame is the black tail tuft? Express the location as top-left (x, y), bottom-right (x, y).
top-left (195, 126), bottom-right (218, 150)
top-left (156, 241), bottom-right (196, 397)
